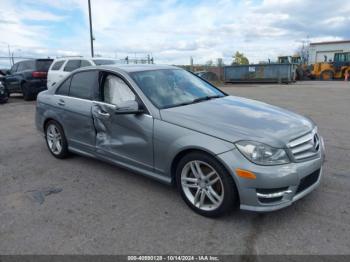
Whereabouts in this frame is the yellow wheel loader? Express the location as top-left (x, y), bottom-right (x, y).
top-left (311, 52), bottom-right (350, 80)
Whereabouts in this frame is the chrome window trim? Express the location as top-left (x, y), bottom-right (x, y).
top-left (257, 190), bottom-right (292, 199)
top-left (54, 94), bottom-right (153, 118)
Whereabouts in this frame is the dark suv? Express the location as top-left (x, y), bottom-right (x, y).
top-left (3, 59), bottom-right (53, 100)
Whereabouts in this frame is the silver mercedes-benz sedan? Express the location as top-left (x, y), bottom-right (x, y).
top-left (36, 64), bottom-right (325, 217)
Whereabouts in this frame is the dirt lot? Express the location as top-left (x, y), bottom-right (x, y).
top-left (0, 81), bottom-right (349, 255)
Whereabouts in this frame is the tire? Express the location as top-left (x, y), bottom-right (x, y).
top-left (45, 120), bottom-right (69, 159)
top-left (0, 89), bottom-right (9, 104)
top-left (22, 82), bottom-right (34, 101)
top-left (320, 70), bottom-right (334, 81)
top-left (176, 152), bottom-right (238, 217)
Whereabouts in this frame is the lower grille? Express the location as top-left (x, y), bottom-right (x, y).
top-left (296, 169), bottom-right (320, 194)
top-left (259, 196), bottom-right (283, 203)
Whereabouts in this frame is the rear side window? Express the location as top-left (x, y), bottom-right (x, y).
top-left (56, 77), bottom-right (71, 96)
top-left (51, 61), bottom-right (65, 71)
top-left (64, 60), bottom-right (81, 72)
top-left (81, 60), bottom-right (92, 67)
top-left (69, 71), bottom-right (98, 100)
top-left (16, 62), bottom-right (25, 71)
top-left (17, 61), bottom-right (35, 71)
top-left (36, 60), bottom-right (53, 71)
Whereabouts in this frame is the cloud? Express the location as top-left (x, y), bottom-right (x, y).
top-left (0, 0), bottom-right (349, 67)
top-left (21, 10), bottom-right (66, 21)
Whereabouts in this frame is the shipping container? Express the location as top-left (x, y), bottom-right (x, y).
top-left (224, 64), bottom-right (296, 83)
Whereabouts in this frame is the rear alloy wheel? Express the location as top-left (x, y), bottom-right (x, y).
top-left (176, 152), bottom-right (238, 217)
top-left (45, 121), bottom-right (69, 159)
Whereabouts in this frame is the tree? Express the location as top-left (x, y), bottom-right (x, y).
top-left (205, 60), bottom-right (213, 66)
top-left (232, 51), bottom-right (249, 65)
top-left (217, 58), bottom-right (224, 67)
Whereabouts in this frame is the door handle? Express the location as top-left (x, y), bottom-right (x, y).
top-left (58, 99), bottom-right (65, 106)
top-left (97, 110), bottom-right (110, 117)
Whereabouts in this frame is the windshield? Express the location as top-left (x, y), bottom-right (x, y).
top-left (131, 69), bottom-right (225, 109)
top-left (93, 59), bottom-right (118, 65)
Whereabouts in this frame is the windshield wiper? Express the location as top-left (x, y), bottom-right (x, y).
top-left (162, 95), bottom-right (224, 109)
top-left (192, 95), bottom-right (223, 103)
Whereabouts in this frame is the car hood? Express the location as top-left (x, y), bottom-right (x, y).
top-left (160, 96), bottom-right (314, 148)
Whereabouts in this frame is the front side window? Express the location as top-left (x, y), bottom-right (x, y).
top-left (103, 75), bottom-right (135, 105)
top-left (51, 61), bottom-right (65, 71)
top-left (10, 63), bottom-right (19, 74)
top-left (69, 71), bottom-right (98, 100)
top-left (131, 69), bottom-right (225, 109)
top-left (64, 60), bottom-right (81, 72)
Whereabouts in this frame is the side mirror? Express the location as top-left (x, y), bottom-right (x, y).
top-left (115, 100), bottom-right (144, 115)
top-left (6, 70), bottom-right (11, 75)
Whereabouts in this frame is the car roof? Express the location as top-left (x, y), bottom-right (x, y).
top-left (96, 64), bottom-right (179, 73)
top-left (53, 57), bottom-right (117, 61)
top-left (12, 59), bottom-right (53, 66)
top-left (16, 58), bottom-right (53, 63)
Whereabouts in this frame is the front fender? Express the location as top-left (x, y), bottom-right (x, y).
top-left (153, 119), bottom-right (235, 176)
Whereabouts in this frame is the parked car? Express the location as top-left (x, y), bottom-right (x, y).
top-left (0, 68), bottom-right (8, 77)
top-left (3, 59), bottom-right (53, 100)
top-left (36, 65), bottom-right (325, 217)
top-left (0, 68), bottom-right (7, 85)
top-left (0, 81), bottom-right (9, 104)
top-left (195, 71), bottom-right (219, 82)
top-left (47, 57), bottom-right (119, 89)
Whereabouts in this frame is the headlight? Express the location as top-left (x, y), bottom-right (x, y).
top-left (235, 141), bottom-right (290, 165)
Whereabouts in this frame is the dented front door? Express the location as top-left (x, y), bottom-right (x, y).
top-left (92, 102), bottom-right (154, 172)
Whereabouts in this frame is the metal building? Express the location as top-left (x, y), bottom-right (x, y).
top-left (308, 40), bottom-right (350, 65)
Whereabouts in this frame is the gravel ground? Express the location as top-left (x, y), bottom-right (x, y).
top-left (0, 81), bottom-right (349, 255)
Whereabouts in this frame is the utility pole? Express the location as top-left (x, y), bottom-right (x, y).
top-left (88, 0), bottom-right (94, 57)
top-left (8, 44), bottom-right (12, 66)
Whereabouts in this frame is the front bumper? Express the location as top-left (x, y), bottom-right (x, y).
top-left (217, 137), bottom-right (325, 212)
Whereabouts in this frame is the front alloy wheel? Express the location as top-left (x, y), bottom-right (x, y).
top-left (181, 161), bottom-right (224, 211)
top-left (176, 152), bottom-right (238, 217)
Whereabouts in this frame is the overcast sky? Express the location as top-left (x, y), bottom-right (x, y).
top-left (0, 0), bottom-right (349, 67)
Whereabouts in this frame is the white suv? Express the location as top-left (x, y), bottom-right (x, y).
top-left (47, 57), bottom-right (118, 88)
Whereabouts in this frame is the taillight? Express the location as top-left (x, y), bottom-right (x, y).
top-left (32, 71), bottom-right (47, 78)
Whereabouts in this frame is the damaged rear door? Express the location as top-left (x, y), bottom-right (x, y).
top-left (92, 72), bottom-right (154, 172)
top-left (56, 70), bottom-right (98, 154)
